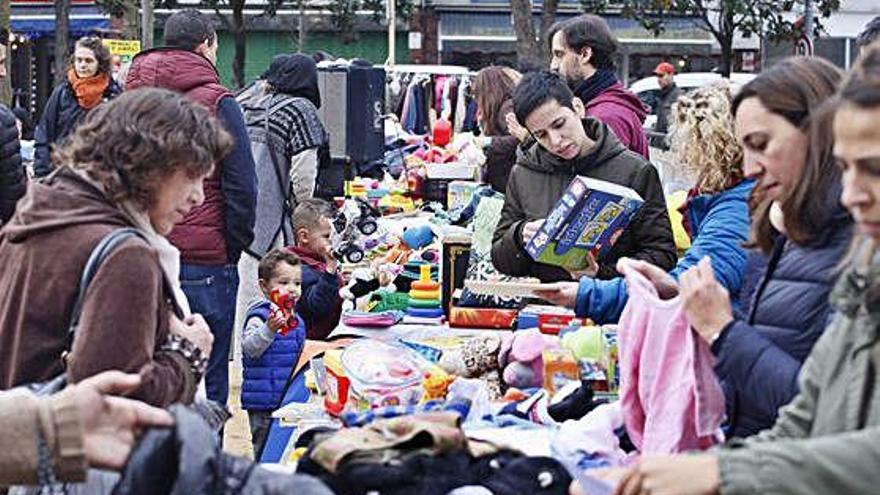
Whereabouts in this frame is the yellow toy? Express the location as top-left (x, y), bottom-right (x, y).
top-left (421, 372), bottom-right (455, 403)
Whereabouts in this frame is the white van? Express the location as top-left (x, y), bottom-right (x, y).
top-left (629, 72), bottom-right (757, 129)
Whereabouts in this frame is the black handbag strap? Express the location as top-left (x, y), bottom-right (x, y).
top-left (66, 227), bottom-right (148, 348)
top-left (263, 95), bottom-right (295, 243)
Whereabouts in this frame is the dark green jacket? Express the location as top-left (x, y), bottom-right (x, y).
top-left (719, 240), bottom-right (880, 494)
top-left (490, 118), bottom-right (675, 282)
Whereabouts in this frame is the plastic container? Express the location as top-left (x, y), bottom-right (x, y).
top-left (341, 340), bottom-right (431, 410)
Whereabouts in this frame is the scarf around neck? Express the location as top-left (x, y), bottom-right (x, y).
top-left (68, 68), bottom-right (110, 110)
top-left (571, 68), bottom-right (618, 105)
top-left (120, 202), bottom-right (192, 316)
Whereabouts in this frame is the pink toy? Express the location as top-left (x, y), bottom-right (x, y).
top-left (499, 329), bottom-right (561, 389)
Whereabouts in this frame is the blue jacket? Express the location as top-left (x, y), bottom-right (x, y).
top-left (575, 180), bottom-right (754, 324)
top-left (241, 301), bottom-right (305, 411)
top-left (713, 206), bottom-right (853, 437)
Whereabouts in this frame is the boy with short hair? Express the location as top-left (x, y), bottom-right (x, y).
top-left (240, 248), bottom-right (305, 457)
top-left (286, 198), bottom-right (343, 341)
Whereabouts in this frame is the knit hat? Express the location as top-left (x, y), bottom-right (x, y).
top-left (265, 53), bottom-right (321, 108)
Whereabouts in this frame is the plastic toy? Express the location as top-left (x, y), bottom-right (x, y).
top-left (421, 372), bottom-right (455, 403)
top-left (332, 197), bottom-right (381, 263)
top-left (268, 288), bottom-right (299, 336)
top-left (498, 329), bottom-right (562, 390)
top-left (405, 265), bottom-right (443, 319)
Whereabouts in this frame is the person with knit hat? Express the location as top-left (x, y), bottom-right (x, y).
top-left (652, 61), bottom-right (682, 148)
top-left (235, 53), bottom-right (332, 340)
top-left (34, 36), bottom-right (121, 178)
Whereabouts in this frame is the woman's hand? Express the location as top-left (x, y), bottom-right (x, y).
top-left (505, 112), bottom-right (529, 143)
top-left (170, 313), bottom-right (213, 356)
top-left (679, 257), bottom-right (734, 343)
top-left (613, 454), bottom-right (721, 495)
top-left (617, 258), bottom-right (679, 300)
top-left (533, 281), bottom-right (580, 309)
top-left (65, 371), bottom-right (174, 470)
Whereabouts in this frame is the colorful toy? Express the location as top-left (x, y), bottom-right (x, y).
top-left (401, 224), bottom-right (435, 250)
top-left (432, 119), bottom-right (452, 146)
top-left (268, 288), bottom-right (299, 336)
top-left (323, 350), bottom-right (350, 416)
top-left (332, 197), bottom-right (381, 263)
top-left (542, 348), bottom-right (580, 394)
top-left (498, 329), bottom-right (562, 390)
top-left (405, 264), bottom-right (443, 320)
top-left (421, 372), bottom-right (455, 403)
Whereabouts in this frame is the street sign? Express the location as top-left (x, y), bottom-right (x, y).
top-left (102, 39), bottom-right (141, 63)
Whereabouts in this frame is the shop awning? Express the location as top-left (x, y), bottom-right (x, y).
top-left (11, 4), bottom-right (110, 39)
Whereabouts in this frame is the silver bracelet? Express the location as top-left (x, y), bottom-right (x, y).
top-left (162, 334), bottom-right (209, 377)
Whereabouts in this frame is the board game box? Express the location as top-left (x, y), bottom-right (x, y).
top-left (525, 176), bottom-right (643, 271)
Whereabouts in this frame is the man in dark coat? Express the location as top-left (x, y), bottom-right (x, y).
top-left (491, 71), bottom-right (675, 282)
top-left (651, 61), bottom-right (682, 149)
top-left (0, 28), bottom-right (24, 225)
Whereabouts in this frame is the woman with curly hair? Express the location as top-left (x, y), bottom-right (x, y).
top-left (537, 81), bottom-right (753, 324)
top-left (34, 36), bottom-right (122, 178)
top-left (0, 88), bottom-right (231, 407)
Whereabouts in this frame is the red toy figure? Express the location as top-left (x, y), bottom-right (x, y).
top-left (269, 288), bottom-right (299, 336)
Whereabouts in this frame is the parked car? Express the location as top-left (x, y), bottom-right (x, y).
top-left (629, 72), bottom-right (757, 130)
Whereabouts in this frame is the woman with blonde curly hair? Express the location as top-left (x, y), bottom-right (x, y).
top-left (536, 81), bottom-right (754, 324)
top-left (0, 88), bottom-right (232, 407)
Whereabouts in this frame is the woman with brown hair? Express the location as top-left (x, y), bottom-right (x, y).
top-left (619, 56), bottom-right (852, 442)
top-left (34, 36), bottom-right (122, 178)
top-left (0, 88), bottom-right (230, 407)
top-left (472, 66), bottom-right (523, 192)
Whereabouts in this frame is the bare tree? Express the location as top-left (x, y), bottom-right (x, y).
top-left (512, 0), bottom-right (559, 69)
top-left (581, 0), bottom-right (842, 77)
top-left (55, 0), bottom-right (71, 80)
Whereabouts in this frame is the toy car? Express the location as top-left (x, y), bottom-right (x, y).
top-left (332, 197), bottom-right (381, 263)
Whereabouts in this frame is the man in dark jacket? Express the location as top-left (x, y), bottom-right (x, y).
top-left (651, 62), bottom-right (682, 149)
top-left (0, 29), bottom-right (23, 225)
top-left (125, 9), bottom-right (257, 406)
top-left (547, 15), bottom-right (649, 159)
top-left (491, 71), bottom-right (675, 282)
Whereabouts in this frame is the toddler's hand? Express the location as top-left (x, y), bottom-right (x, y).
top-left (267, 310), bottom-right (289, 333)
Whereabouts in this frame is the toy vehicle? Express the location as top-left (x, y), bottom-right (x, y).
top-left (332, 197), bottom-right (381, 263)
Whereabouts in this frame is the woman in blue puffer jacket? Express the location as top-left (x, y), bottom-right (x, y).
top-left (537, 82), bottom-right (753, 324)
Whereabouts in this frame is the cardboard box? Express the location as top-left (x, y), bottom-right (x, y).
top-left (448, 305), bottom-right (519, 329)
top-left (525, 176), bottom-right (643, 271)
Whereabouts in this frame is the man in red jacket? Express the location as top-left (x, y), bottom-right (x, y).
top-left (125, 9), bottom-right (257, 407)
top-left (547, 14), bottom-right (650, 159)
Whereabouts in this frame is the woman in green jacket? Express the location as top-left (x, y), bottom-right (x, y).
top-left (593, 47), bottom-right (880, 495)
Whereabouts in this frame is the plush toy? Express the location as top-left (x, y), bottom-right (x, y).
top-left (499, 329), bottom-right (561, 390)
top-left (401, 225), bottom-right (435, 250)
top-left (339, 265), bottom-right (400, 312)
top-left (438, 334), bottom-right (509, 399)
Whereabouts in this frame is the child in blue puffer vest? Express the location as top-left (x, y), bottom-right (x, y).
top-left (240, 248), bottom-right (305, 457)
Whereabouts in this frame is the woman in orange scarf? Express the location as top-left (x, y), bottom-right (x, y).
top-left (33, 36), bottom-right (121, 178)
